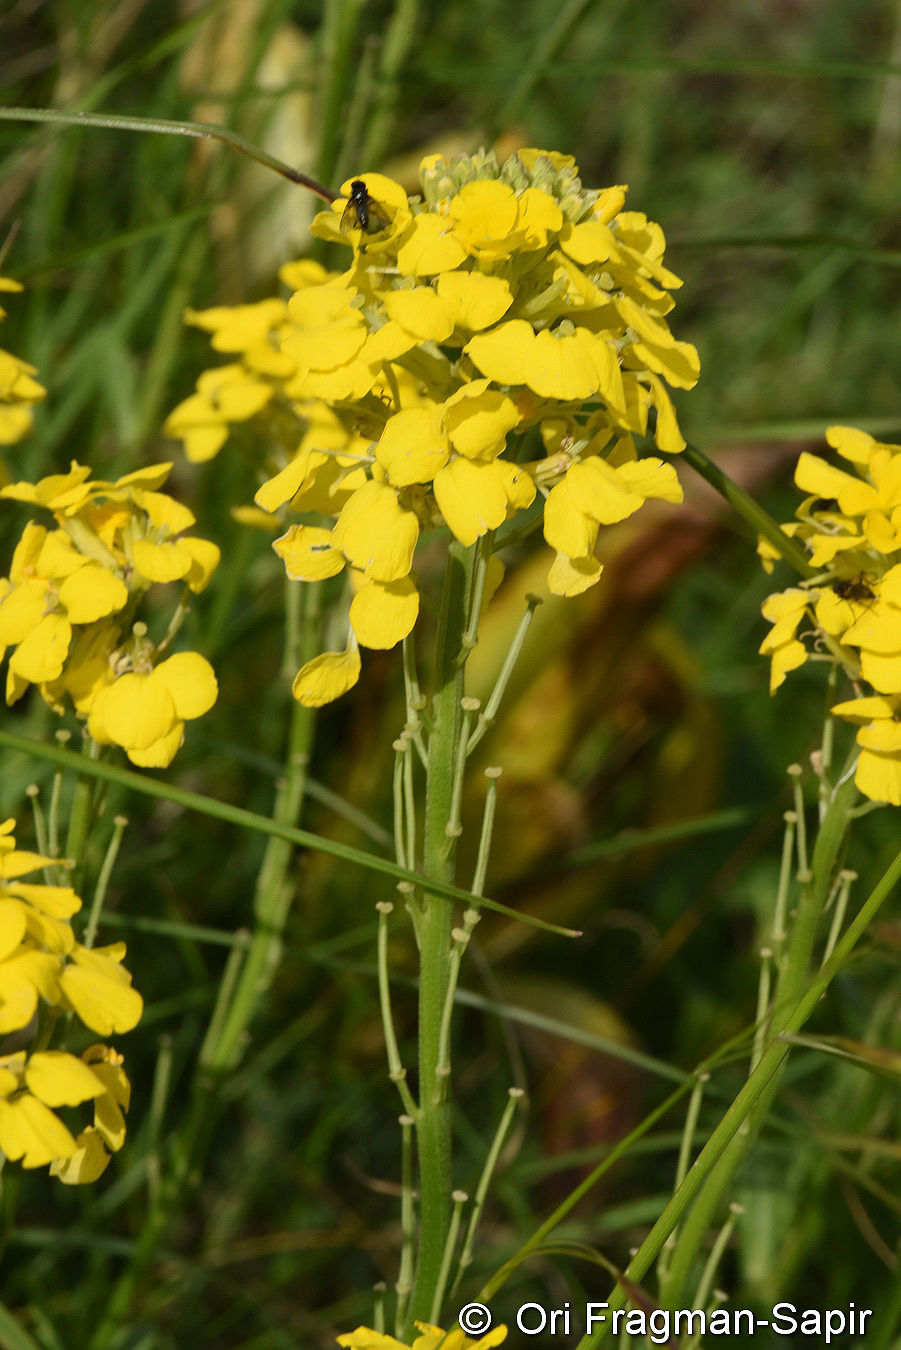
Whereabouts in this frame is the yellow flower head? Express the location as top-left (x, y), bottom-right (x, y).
top-left (759, 427), bottom-right (901, 803)
top-left (168, 148), bottom-right (697, 702)
top-left (0, 464), bottom-right (219, 765)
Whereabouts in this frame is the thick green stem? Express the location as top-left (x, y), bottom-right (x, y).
top-left (407, 543), bottom-right (472, 1330)
top-left (576, 773), bottom-right (872, 1348)
top-left (657, 770), bottom-right (858, 1307)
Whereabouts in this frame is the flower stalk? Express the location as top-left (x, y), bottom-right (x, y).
top-left (407, 542), bottom-right (473, 1328)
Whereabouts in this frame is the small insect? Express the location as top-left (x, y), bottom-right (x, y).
top-left (832, 577), bottom-right (876, 604)
top-left (340, 180), bottom-right (392, 236)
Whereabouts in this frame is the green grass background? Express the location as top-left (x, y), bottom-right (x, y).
top-left (1, 1), bottom-right (899, 1347)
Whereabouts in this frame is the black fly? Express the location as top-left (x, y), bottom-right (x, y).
top-left (340, 180), bottom-right (392, 236)
top-left (832, 577), bottom-right (876, 604)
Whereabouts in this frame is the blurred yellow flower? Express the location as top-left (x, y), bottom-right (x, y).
top-left (0, 278), bottom-right (46, 445)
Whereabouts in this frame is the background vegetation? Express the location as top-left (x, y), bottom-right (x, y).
top-left (1, 1), bottom-right (899, 1347)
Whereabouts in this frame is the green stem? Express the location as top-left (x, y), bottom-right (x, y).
top-left (577, 778), bottom-right (894, 1348)
top-left (0, 106), bottom-right (337, 201)
top-left (679, 441), bottom-right (816, 579)
top-left (315, 0), bottom-right (366, 184)
top-left (657, 769), bottom-right (857, 1307)
top-left (406, 542), bottom-right (473, 1331)
top-left (201, 694), bottom-right (314, 1074)
top-left (63, 735), bottom-right (102, 891)
top-left (358, 0), bottom-right (421, 170)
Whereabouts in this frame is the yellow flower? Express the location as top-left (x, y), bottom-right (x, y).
top-left (1, 464), bottom-right (220, 762)
top-left (0, 1043), bottom-right (130, 1181)
top-left (163, 364), bottom-right (274, 463)
top-left (830, 696), bottom-right (901, 805)
top-left (760, 427), bottom-right (901, 803)
top-left (170, 148), bottom-right (698, 702)
top-left (87, 652), bottom-right (218, 768)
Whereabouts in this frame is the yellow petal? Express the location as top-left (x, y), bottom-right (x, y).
top-left (0, 580), bottom-right (48, 645)
top-left (376, 408), bottom-right (449, 486)
top-left (859, 650), bottom-right (901, 694)
top-left (547, 551), bottom-right (603, 596)
top-left (152, 652), bottom-right (218, 720)
top-left (273, 525), bottom-right (345, 581)
top-left (181, 537), bottom-right (221, 593)
top-left (25, 1051), bottom-right (105, 1107)
top-left (0, 899), bottom-right (27, 961)
top-left (126, 722), bottom-right (185, 768)
top-left (543, 479), bottom-right (599, 557)
top-left (433, 459), bottom-right (508, 546)
top-left (381, 288), bottom-right (453, 343)
top-left (333, 482), bottom-right (419, 582)
top-left (88, 673), bottom-right (177, 750)
top-left (525, 330), bottom-right (600, 401)
top-left (616, 296), bottom-right (700, 389)
top-left (350, 577), bottom-right (419, 649)
top-left (766, 638), bottom-right (808, 693)
top-left (794, 453), bottom-right (877, 516)
top-left (58, 564), bottom-right (128, 623)
top-left (132, 538), bottom-right (193, 583)
top-left (0, 1093), bottom-right (77, 1167)
top-left (854, 745), bottom-right (901, 805)
top-left (825, 425), bottom-right (877, 466)
top-left (443, 385), bottom-right (518, 460)
top-left (51, 1125), bottom-right (111, 1184)
top-left (616, 457), bottom-right (683, 504)
top-left (566, 457), bottom-right (645, 524)
top-left (292, 646), bottom-right (361, 706)
top-left (464, 321), bottom-right (534, 386)
top-left (396, 214), bottom-right (468, 275)
top-left (60, 946), bottom-right (143, 1035)
top-left (9, 613), bottom-right (72, 683)
top-left (435, 271), bottom-right (512, 331)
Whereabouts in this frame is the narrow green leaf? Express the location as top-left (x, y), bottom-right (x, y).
top-left (0, 729), bottom-right (580, 938)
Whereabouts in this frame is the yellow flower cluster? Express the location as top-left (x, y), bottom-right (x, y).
top-left (338, 1322), bottom-right (506, 1350)
top-left (0, 462), bottom-right (219, 766)
top-left (165, 148), bottom-right (697, 704)
top-left (0, 818), bottom-right (141, 1182)
top-left (0, 277), bottom-right (45, 446)
top-left (760, 426), bottom-right (901, 804)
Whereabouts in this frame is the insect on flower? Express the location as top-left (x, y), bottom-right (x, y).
top-left (340, 180), bottom-right (392, 235)
top-left (832, 576), bottom-right (876, 604)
